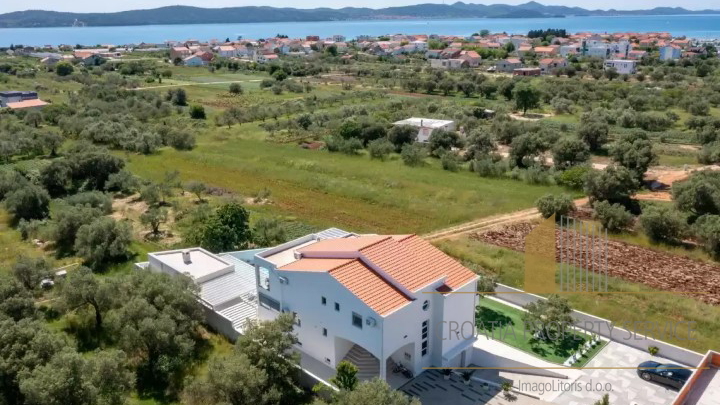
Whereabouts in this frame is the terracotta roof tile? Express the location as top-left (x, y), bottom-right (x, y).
top-left (330, 260), bottom-right (412, 315)
top-left (279, 258), bottom-right (353, 272)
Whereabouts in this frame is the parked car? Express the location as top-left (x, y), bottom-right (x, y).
top-left (637, 361), bottom-right (692, 389)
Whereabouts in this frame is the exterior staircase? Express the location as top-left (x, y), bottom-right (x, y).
top-left (342, 344), bottom-right (380, 381)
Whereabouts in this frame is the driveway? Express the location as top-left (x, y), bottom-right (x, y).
top-left (400, 369), bottom-right (551, 405)
top-left (553, 341), bottom-right (683, 405)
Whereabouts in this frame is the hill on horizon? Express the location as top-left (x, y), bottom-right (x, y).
top-left (0, 1), bottom-right (718, 28)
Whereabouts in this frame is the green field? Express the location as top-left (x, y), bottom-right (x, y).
top-left (126, 137), bottom-right (567, 234)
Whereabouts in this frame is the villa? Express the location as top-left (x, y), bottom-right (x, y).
top-left (138, 228), bottom-right (479, 386)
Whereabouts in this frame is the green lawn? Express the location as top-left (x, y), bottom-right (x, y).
top-left (477, 298), bottom-right (606, 367)
top-left (436, 238), bottom-right (720, 354)
top-left (126, 138), bottom-right (568, 234)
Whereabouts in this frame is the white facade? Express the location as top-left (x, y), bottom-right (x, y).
top-left (660, 46), bottom-right (682, 61)
top-left (604, 59), bottom-right (637, 75)
top-left (393, 118), bottom-right (457, 143)
top-left (138, 228), bottom-right (478, 387)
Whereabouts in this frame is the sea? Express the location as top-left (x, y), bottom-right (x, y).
top-left (2, 14), bottom-right (720, 47)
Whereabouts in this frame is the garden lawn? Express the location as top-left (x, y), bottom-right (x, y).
top-left (126, 138), bottom-right (568, 234)
top-left (476, 298), bottom-right (606, 368)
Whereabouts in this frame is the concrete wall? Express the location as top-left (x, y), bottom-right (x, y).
top-left (493, 283), bottom-right (704, 366)
top-left (471, 346), bottom-right (568, 379)
top-left (203, 306), bottom-right (240, 342)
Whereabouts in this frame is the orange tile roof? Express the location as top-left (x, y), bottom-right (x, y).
top-left (280, 234), bottom-right (477, 316)
top-left (299, 235), bottom-right (387, 253)
top-left (6, 99), bottom-right (48, 109)
top-left (279, 258), bottom-right (353, 272)
top-left (331, 260), bottom-right (412, 315)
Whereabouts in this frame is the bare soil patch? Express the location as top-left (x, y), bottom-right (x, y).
top-left (472, 222), bottom-right (720, 305)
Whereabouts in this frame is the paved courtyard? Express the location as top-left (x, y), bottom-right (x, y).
top-left (400, 369), bottom-right (551, 405)
top-left (553, 342), bottom-right (684, 405)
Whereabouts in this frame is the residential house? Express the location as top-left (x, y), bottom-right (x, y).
top-left (170, 46), bottom-right (192, 61)
top-left (429, 59), bottom-right (468, 70)
top-left (257, 53), bottom-right (279, 63)
top-left (392, 118), bottom-right (456, 143)
top-left (139, 228), bottom-right (478, 385)
top-left (516, 44), bottom-right (533, 57)
top-left (458, 51), bottom-right (481, 67)
top-left (182, 54), bottom-right (206, 66)
top-left (660, 45), bottom-right (682, 61)
top-left (513, 67), bottom-right (541, 76)
top-left (495, 58), bottom-right (523, 73)
top-left (533, 46), bottom-right (558, 57)
top-left (0, 91), bottom-right (47, 110)
top-left (627, 50), bottom-right (647, 60)
top-left (604, 59), bottom-right (637, 75)
top-left (217, 45), bottom-right (238, 58)
top-left (539, 58), bottom-right (568, 75)
top-left (332, 35), bottom-right (346, 42)
top-left (411, 40), bottom-right (427, 52)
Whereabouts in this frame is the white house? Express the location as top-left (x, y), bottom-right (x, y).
top-left (604, 59), bottom-right (637, 75)
top-left (182, 54), bottom-right (206, 66)
top-left (216, 45), bottom-right (238, 58)
top-left (139, 228), bottom-right (478, 386)
top-left (660, 45), bottom-right (682, 61)
top-left (393, 118), bottom-right (456, 143)
top-left (429, 58), bottom-right (467, 70)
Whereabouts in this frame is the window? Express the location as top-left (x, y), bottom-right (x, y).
top-left (259, 292), bottom-right (280, 311)
top-left (293, 312), bottom-right (301, 327)
top-left (321, 296), bottom-right (327, 306)
top-left (422, 300), bottom-right (429, 311)
top-left (335, 302), bottom-right (340, 312)
top-left (323, 328), bottom-right (327, 337)
top-left (352, 312), bottom-right (363, 329)
top-left (421, 320), bottom-right (429, 357)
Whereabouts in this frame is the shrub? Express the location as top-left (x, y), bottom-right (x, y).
top-left (228, 83), bottom-right (243, 95)
top-left (367, 138), bottom-right (394, 160)
top-left (64, 191), bottom-right (113, 214)
top-left (441, 152), bottom-right (460, 172)
top-left (648, 346), bottom-right (660, 356)
top-left (692, 214), bottom-right (720, 258)
top-left (555, 165), bottom-right (589, 190)
top-left (189, 105), bottom-right (206, 119)
top-left (639, 205), bottom-right (687, 244)
top-left (535, 194), bottom-right (575, 220)
top-left (5, 185), bottom-right (50, 223)
top-left (593, 201), bottom-right (633, 232)
top-left (401, 143), bottom-right (427, 167)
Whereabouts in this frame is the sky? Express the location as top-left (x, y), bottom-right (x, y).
top-left (0, 0), bottom-right (714, 14)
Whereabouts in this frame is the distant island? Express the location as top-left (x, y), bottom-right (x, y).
top-left (1, 1), bottom-right (719, 28)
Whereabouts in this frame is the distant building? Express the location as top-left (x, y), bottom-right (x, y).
top-left (392, 118), bottom-right (456, 143)
top-left (495, 58), bottom-right (523, 73)
top-left (0, 91), bottom-right (47, 110)
top-left (429, 59), bottom-right (467, 70)
top-left (513, 67), bottom-right (541, 76)
top-left (604, 59), bottom-right (637, 75)
top-left (659, 45), bottom-right (682, 61)
top-left (182, 54), bottom-right (206, 66)
top-left (539, 58), bottom-right (568, 75)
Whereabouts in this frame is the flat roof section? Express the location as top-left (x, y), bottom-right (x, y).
top-left (393, 117), bottom-right (454, 128)
top-left (151, 248), bottom-right (233, 284)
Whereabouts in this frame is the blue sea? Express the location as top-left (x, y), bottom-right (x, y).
top-left (2, 14), bottom-right (720, 47)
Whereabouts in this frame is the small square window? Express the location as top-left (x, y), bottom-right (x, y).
top-left (352, 312), bottom-right (363, 329)
top-left (323, 328), bottom-right (328, 337)
top-left (321, 296), bottom-right (327, 305)
top-left (335, 302), bottom-right (340, 312)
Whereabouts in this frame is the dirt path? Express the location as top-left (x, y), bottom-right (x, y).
top-left (131, 79), bottom-right (261, 90)
top-left (424, 198), bottom-right (589, 242)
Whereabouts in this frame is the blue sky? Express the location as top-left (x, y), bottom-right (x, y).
top-left (0, 0), bottom-right (714, 14)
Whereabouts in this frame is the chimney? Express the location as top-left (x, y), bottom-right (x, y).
top-left (182, 250), bottom-right (192, 264)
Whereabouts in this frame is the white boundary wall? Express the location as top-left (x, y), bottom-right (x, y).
top-left (493, 283), bottom-right (704, 366)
